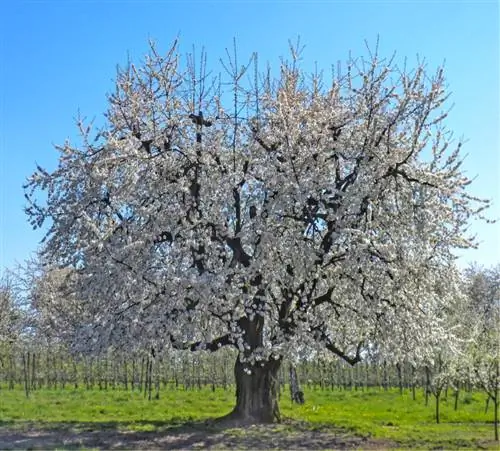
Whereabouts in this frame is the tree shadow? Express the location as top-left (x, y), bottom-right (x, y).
top-left (0, 418), bottom-right (394, 449)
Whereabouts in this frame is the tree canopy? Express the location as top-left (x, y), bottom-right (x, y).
top-left (24, 40), bottom-right (489, 422)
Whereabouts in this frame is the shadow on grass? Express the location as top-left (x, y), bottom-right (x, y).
top-left (0, 418), bottom-right (392, 450)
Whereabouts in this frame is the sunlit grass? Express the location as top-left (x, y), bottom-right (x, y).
top-left (281, 388), bottom-right (495, 448)
top-left (0, 387), bottom-right (234, 425)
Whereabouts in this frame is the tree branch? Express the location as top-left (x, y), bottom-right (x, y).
top-left (172, 333), bottom-right (233, 352)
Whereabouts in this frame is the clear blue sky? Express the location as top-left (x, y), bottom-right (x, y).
top-left (1, 0), bottom-right (498, 272)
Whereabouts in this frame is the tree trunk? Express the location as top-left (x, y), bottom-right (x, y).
top-left (494, 363), bottom-right (499, 441)
top-left (435, 390), bottom-right (441, 424)
top-left (289, 364), bottom-right (305, 404)
top-left (227, 355), bottom-right (282, 423)
top-left (454, 388), bottom-right (459, 411)
top-left (494, 395), bottom-right (498, 441)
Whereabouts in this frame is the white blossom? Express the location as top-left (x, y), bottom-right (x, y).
top-left (24, 40), bottom-right (489, 367)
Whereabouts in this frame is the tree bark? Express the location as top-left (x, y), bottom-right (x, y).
top-left (227, 355), bottom-right (282, 423)
top-left (289, 364), bottom-right (305, 404)
top-left (435, 391), bottom-right (440, 424)
top-left (494, 394), bottom-right (498, 442)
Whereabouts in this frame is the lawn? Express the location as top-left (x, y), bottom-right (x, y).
top-left (287, 388), bottom-right (495, 449)
top-left (0, 386), bottom-right (497, 449)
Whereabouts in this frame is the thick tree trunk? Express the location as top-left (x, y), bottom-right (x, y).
top-left (228, 355), bottom-right (282, 423)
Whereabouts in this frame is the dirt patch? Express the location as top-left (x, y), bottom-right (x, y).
top-left (0, 421), bottom-right (395, 450)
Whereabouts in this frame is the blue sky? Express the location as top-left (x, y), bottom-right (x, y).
top-left (1, 0), bottom-right (498, 272)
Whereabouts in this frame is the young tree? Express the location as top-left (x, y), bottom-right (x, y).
top-left (24, 39), bottom-right (489, 423)
top-left (464, 265), bottom-right (500, 441)
top-left (0, 271), bottom-right (23, 345)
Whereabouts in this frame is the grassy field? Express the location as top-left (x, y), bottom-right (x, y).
top-left (0, 386), bottom-right (497, 449)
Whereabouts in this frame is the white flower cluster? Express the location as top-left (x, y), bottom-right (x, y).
top-left (24, 40), bottom-right (489, 367)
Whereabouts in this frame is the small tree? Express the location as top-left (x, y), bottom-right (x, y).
top-left (464, 265), bottom-right (500, 441)
top-left (423, 350), bottom-right (464, 424)
top-left (0, 272), bottom-right (23, 345)
top-left (0, 267), bottom-right (36, 395)
top-left (24, 39), bottom-right (489, 423)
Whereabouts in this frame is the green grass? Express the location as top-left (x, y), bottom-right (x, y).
top-left (280, 388), bottom-right (496, 449)
top-left (0, 387), bottom-right (235, 425)
top-left (0, 386), bottom-right (497, 449)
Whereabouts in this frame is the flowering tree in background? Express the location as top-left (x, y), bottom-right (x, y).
top-left (0, 272), bottom-right (23, 345)
top-left (29, 265), bottom-right (86, 345)
top-left (24, 39), bottom-right (489, 423)
top-left (419, 313), bottom-right (468, 425)
top-left (463, 265), bottom-right (500, 440)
